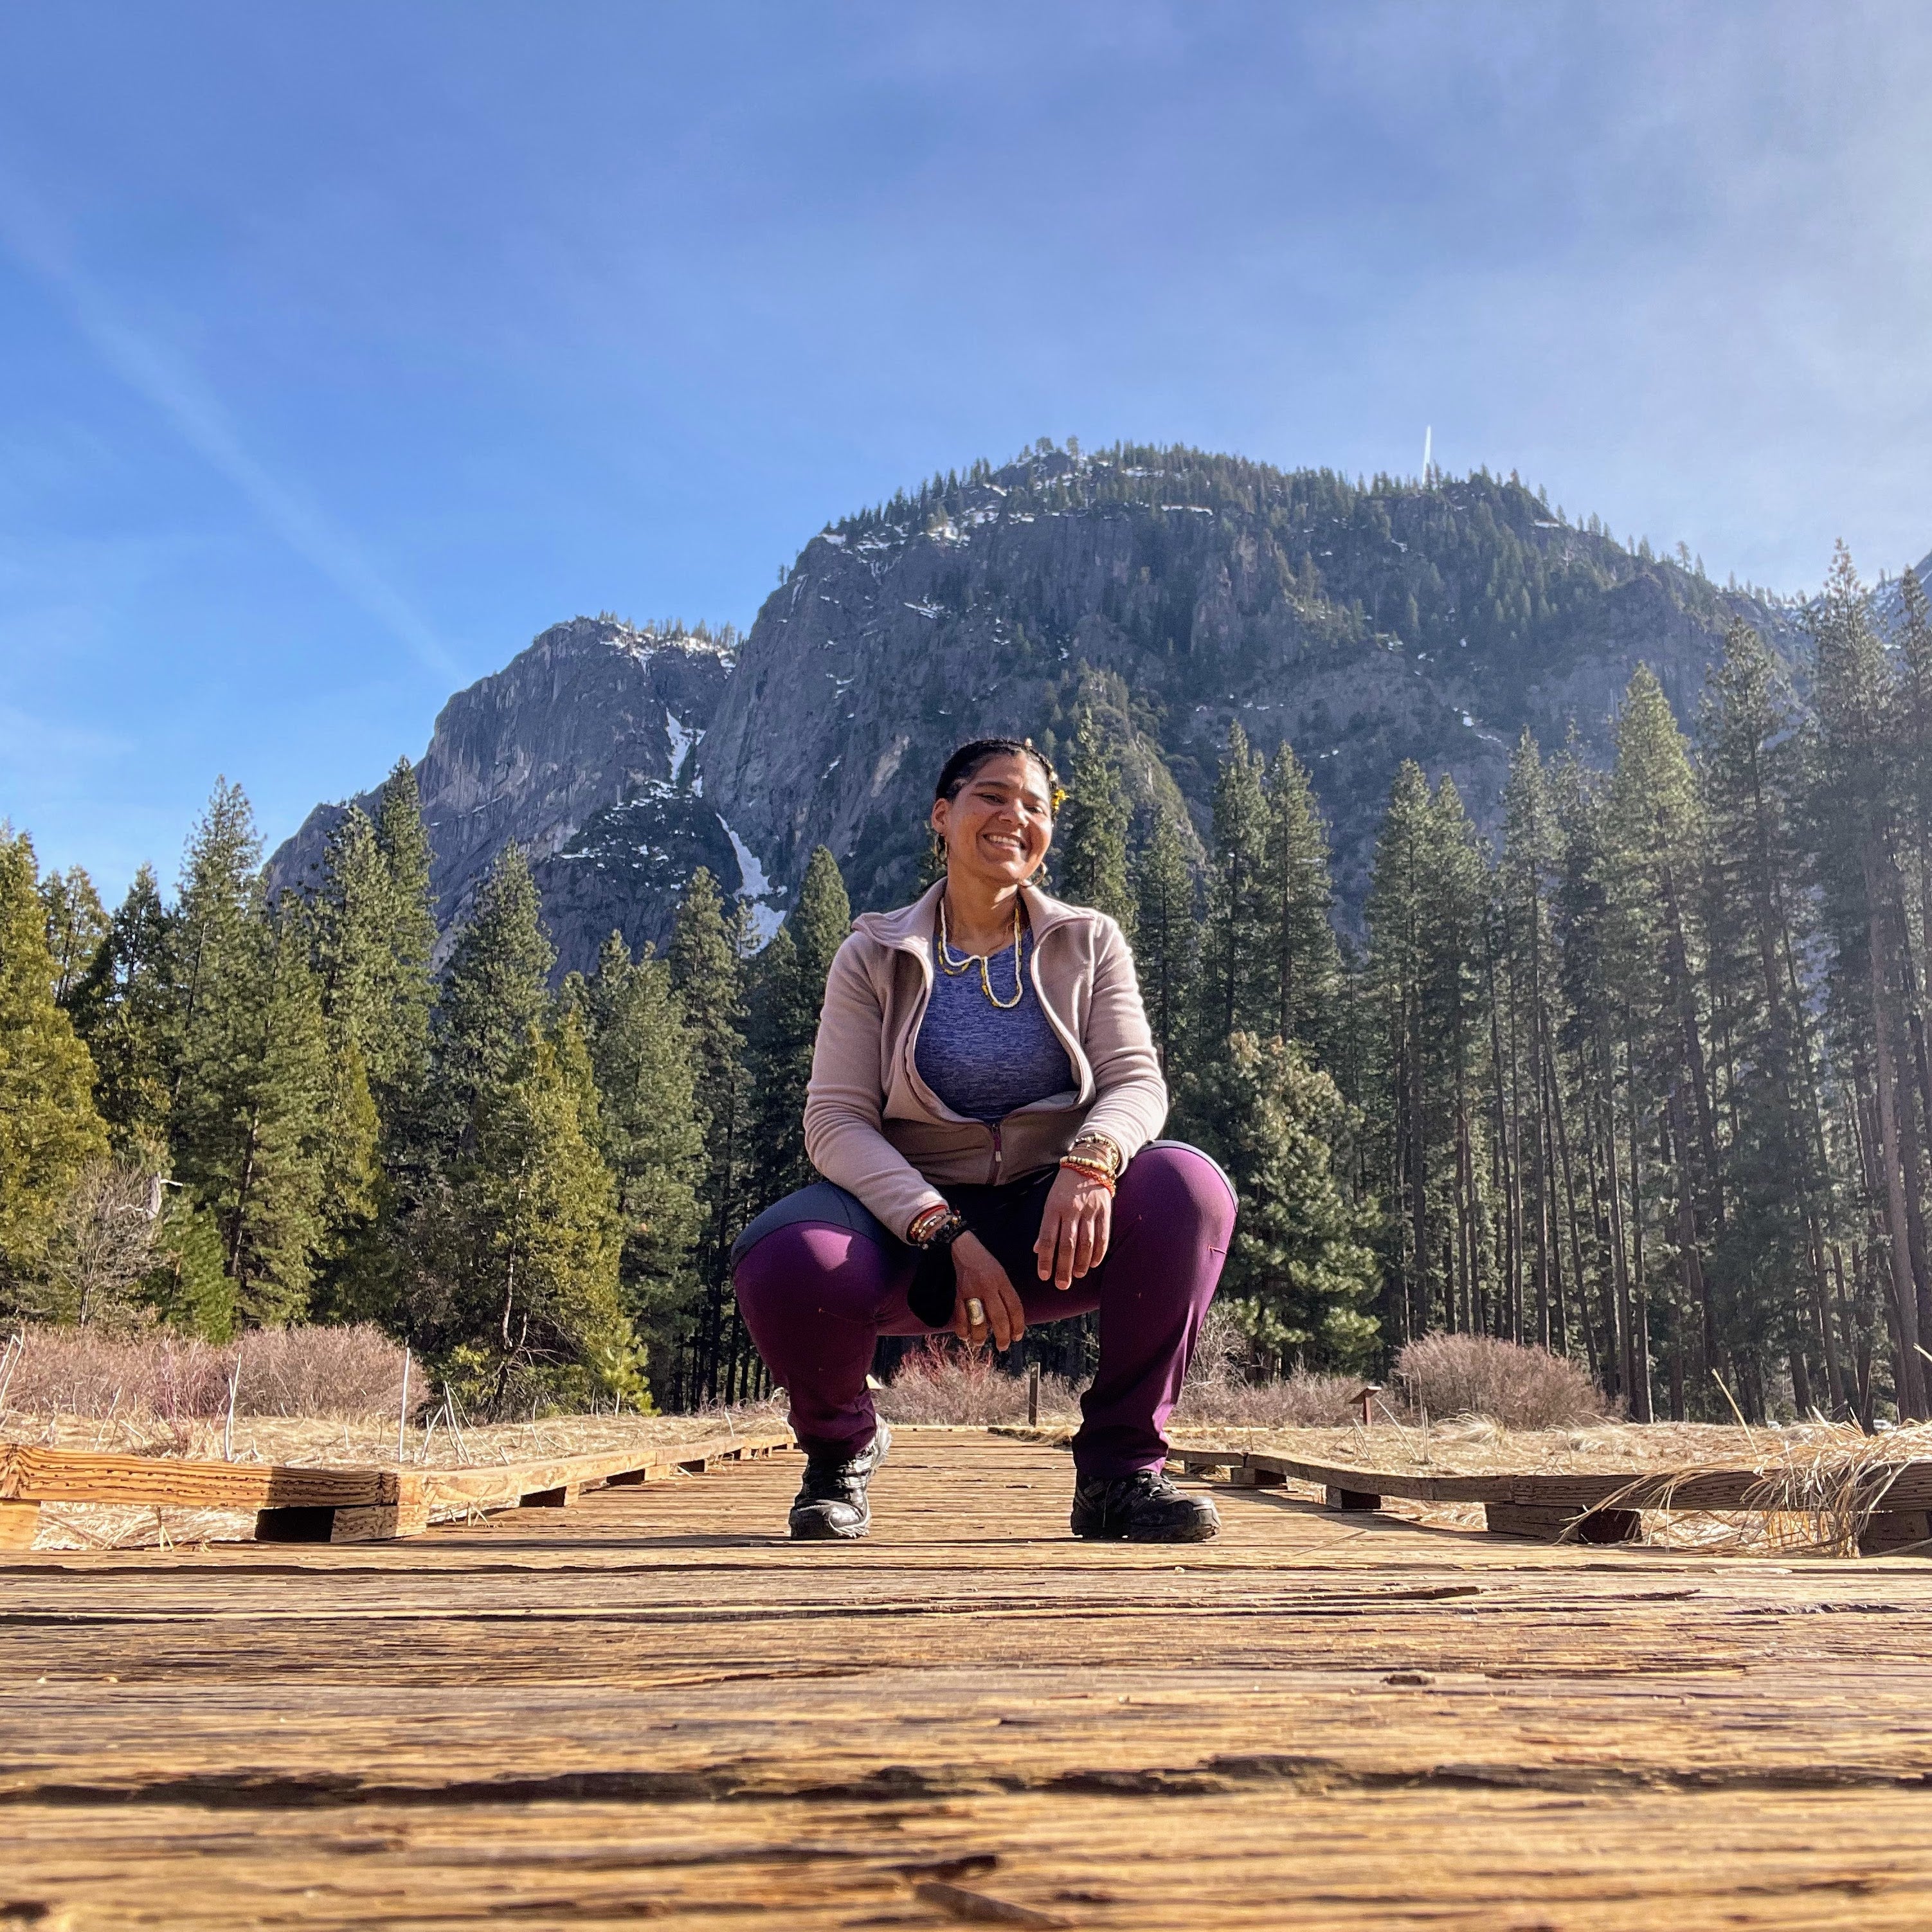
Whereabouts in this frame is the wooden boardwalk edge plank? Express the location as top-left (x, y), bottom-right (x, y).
top-left (987, 1424), bottom-right (1932, 1549)
top-left (1, 1429), bottom-right (797, 1546)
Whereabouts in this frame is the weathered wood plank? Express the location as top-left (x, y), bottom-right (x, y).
top-left (1157, 1437), bottom-right (1932, 1515)
top-left (6, 1431), bottom-right (1932, 1927)
top-left (415, 1429), bottom-right (793, 1524)
top-left (1859, 1508), bottom-right (1932, 1557)
top-left (1, 1431), bottom-right (791, 1539)
top-left (1326, 1485), bottom-right (1383, 1511)
top-left (1484, 1501), bottom-right (1643, 1544)
top-left (3, 1443), bottom-right (394, 1508)
top-left (0, 1499), bottom-right (39, 1549)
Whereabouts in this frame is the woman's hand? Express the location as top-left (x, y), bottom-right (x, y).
top-left (1034, 1165), bottom-right (1113, 1292)
top-left (948, 1231), bottom-right (1026, 1350)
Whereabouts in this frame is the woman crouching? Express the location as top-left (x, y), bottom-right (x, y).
top-left (732, 737), bottom-right (1236, 1542)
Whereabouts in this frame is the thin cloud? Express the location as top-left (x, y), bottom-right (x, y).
top-left (0, 170), bottom-right (458, 681)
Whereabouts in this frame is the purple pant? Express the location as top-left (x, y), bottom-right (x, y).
top-left (732, 1142), bottom-right (1235, 1479)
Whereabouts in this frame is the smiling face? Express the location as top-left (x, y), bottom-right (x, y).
top-left (932, 751), bottom-right (1054, 891)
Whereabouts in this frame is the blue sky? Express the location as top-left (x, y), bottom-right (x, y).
top-left (4, 1), bottom-right (1929, 896)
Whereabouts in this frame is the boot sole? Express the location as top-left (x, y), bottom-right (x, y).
top-left (1070, 1515), bottom-right (1220, 1542)
top-left (789, 1514), bottom-right (870, 1540)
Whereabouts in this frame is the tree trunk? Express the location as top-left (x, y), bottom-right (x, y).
top-left (1864, 879), bottom-right (1928, 1417)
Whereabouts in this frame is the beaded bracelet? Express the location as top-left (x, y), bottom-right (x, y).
top-left (1058, 1154), bottom-right (1117, 1195)
top-left (907, 1203), bottom-right (956, 1245)
top-left (1066, 1132), bottom-right (1123, 1178)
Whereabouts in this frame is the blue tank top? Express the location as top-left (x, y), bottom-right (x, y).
top-left (913, 928), bottom-right (1075, 1123)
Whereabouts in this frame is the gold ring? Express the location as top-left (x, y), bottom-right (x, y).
top-left (965, 1297), bottom-right (986, 1326)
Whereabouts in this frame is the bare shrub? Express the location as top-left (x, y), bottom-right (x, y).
top-left (231, 1326), bottom-right (419, 1420)
top-left (5, 1162), bottom-right (163, 1330)
top-left (1171, 1301), bottom-right (1366, 1426)
top-left (0, 1323), bottom-right (424, 1423)
top-left (876, 1339), bottom-right (1081, 1425)
top-left (1395, 1333), bottom-right (1610, 1430)
top-left (1173, 1369), bottom-right (1366, 1427)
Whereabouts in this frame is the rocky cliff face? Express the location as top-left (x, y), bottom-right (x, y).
top-left (273, 446), bottom-right (1803, 973)
top-left (701, 447), bottom-right (1795, 917)
top-left (271, 617), bottom-right (764, 973)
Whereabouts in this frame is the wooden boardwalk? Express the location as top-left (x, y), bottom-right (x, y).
top-left (6, 1427), bottom-right (1932, 1929)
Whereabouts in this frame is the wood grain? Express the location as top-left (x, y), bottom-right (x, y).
top-left (5, 1428), bottom-right (1932, 1927)
top-left (1155, 1436), bottom-right (1932, 1512)
top-left (1, 1431), bottom-right (791, 1535)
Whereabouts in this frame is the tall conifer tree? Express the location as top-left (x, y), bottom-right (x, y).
top-left (464, 1012), bottom-right (633, 1409)
top-left (1133, 808), bottom-right (1198, 1071)
top-left (669, 866), bottom-right (748, 1402)
top-left (40, 867), bottom-right (107, 1007)
top-left (68, 866), bottom-right (178, 1162)
top-left (426, 844), bottom-right (554, 1161)
top-left (1183, 1032), bottom-right (1378, 1373)
top-left (745, 847), bottom-right (850, 1205)
top-left (0, 831), bottom-right (108, 1285)
top-left (167, 783), bottom-right (334, 1324)
top-left (1261, 741), bottom-right (1341, 1056)
top-left (373, 757), bottom-right (439, 1117)
top-left (1194, 724), bottom-right (1270, 1049)
top-left (1807, 546), bottom-right (1929, 1416)
top-left (574, 932), bottom-right (704, 1382)
top-left (1364, 761), bottom-right (1434, 1342)
top-left (1054, 709), bottom-right (1135, 937)
top-left (1699, 621), bottom-right (1843, 1414)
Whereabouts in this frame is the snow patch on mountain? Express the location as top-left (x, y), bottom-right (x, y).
top-left (722, 817), bottom-right (784, 946)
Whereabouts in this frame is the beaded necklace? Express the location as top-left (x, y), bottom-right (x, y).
top-left (937, 897), bottom-right (1026, 1010)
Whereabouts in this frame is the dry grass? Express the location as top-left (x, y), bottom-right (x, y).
top-left (1394, 1333), bottom-right (1612, 1430)
top-left (0, 1323), bottom-right (420, 1424)
top-left (1158, 1413), bottom-right (1932, 1557)
top-left (875, 1339), bottom-right (1082, 1425)
top-left (11, 1395), bottom-right (791, 1554)
top-left (3, 1392), bottom-right (788, 1470)
top-left (1, 1321), bottom-right (792, 1549)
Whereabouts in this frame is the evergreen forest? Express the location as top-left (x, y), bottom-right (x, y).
top-left (6, 550), bottom-right (1932, 1426)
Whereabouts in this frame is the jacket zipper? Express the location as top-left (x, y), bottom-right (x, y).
top-left (989, 1122), bottom-right (1004, 1185)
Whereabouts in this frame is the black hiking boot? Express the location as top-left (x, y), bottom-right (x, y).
top-left (1070, 1468), bottom-right (1220, 1543)
top-left (788, 1422), bottom-right (892, 1540)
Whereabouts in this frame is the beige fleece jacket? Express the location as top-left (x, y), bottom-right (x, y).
top-left (802, 879), bottom-right (1169, 1238)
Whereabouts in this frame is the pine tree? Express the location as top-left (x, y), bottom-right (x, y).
top-left (462, 1013), bottom-right (633, 1411)
top-left (40, 866), bottom-right (107, 1006)
top-left (0, 829), bottom-right (108, 1285)
top-left (573, 931), bottom-right (704, 1385)
top-left (1495, 733), bottom-right (1574, 1355)
top-left (745, 846), bottom-right (851, 1206)
top-left (1260, 740), bottom-right (1341, 1057)
top-left (1054, 709), bottom-right (1135, 937)
top-left (175, 898), bottom-right (334, 1326)
top-left (372, 757), bottom-right (438, 1117)
top-left (141, 1193), bottom-right (234, 1339)
top-left (426, 844), bottom-right (554, 1161)
top-left (313, 807), bottom-right (394, 1081)
top-left (68, 866), bottom-right (178, 1162)
top-left (1184, 1033), bottom-right (1378, 1372)
top-left (1133, 808), bottom-right (1198, 1071)
top-left (307, 807), bottom-right (390, 1272)
top-left (161, 785), bottom-right (338, 1324)
top-left (1699, 621), bottom-right (1845, 1416)
top-left (1418, 776), bottom-right (1491, 1342)
top-left (1807, 546), bottom-right (1929, 1416)
top-left (1364, 761), bottom-right (1433, 1342)
top-left (1600, 670), bottom-right (1719, 1416)
top-left (1193, 724), bottom-right (1270, 1048)
top-left (169, 780), bottom-right (260, 1123)
top-left (669, 866), bottom-right (749, 1403)
top-left (1549, 742), bottom-right (1644, 1411)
